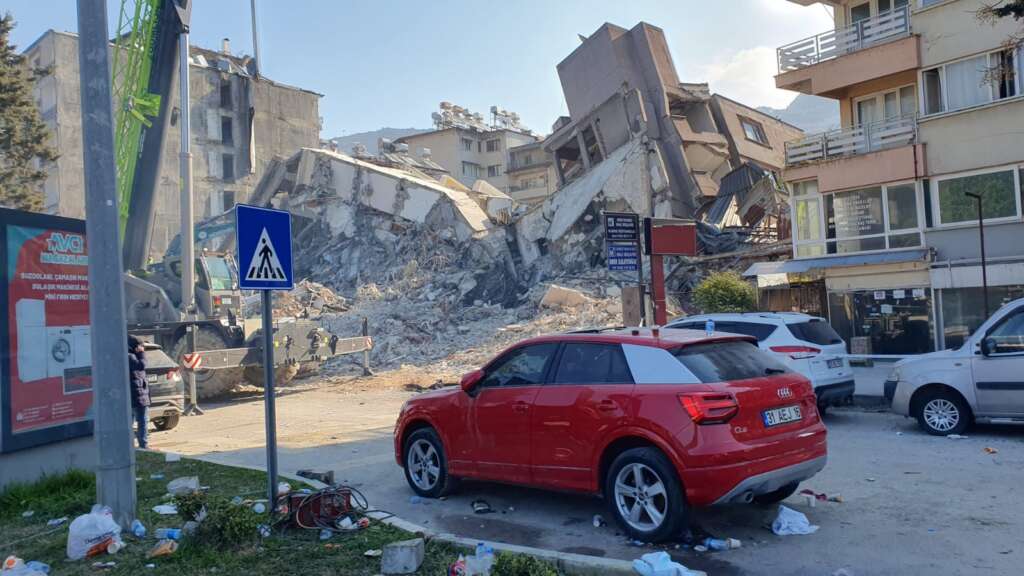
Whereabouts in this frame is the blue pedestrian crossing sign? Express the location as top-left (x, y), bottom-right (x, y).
top-left (236, 204), bottom-right (293, 290)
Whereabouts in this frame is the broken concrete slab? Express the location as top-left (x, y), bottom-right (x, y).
top-left (540, 285), bottom-right (594, 309)
top-left (380, 537), bottom-right (425, 575)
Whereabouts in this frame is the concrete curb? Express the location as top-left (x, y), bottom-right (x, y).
top-left (366, 511), bottom-right (640, 576)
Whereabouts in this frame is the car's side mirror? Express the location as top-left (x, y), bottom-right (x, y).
top-left (460, 369), bottom-right (485, 393)
top-left (981, 337), bottom-right (998, 356)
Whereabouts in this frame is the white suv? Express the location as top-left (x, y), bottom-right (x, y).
top-left (667, 313), bottom-right (854, 410)
top-left (887, 298), bottom-right (1024, 436)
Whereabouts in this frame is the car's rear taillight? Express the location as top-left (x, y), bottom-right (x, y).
top-left (770, 345), bottom-right (821, 360)
top-left (168, 368), bottom-right (181, 382)
top-left (678, 393), bottom-right (739, 425)
top-left (213, 296), bottom-right (222, 306)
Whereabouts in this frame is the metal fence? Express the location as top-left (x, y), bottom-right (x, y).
top-left (785, 115), bottom-right (917, 166)
top-left (777, 6), bottom-right (910, 73)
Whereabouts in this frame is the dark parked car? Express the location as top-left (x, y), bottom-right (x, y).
top-left (143, 342), bottom-right (184, 431)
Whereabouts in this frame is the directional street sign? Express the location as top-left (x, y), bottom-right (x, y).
top-left (236, 204), bottom-right (293, 290)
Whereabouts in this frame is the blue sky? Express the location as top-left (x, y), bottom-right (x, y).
top-left (5, 0), bottom-right (832, 137)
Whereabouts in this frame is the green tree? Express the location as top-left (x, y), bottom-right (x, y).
top-left (0, 13), bottom-right (58, 212)
top-left (693, 271), bottom-right (757, 314)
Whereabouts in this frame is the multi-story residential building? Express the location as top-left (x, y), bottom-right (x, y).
top-left (25, 31), bottom-right (321, 260)
top-left (396, 103), bottom-right (539, 191)
top-left (761, 0), bottom-right (1024, 354)
top-left (547, 22), bottom-right (804, 219)
top-left (505, 140), bottom-right (557, 205)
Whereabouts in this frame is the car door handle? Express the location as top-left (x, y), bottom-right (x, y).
top-left (513, 401), bottom-right (529, 413)
top-left (598, 400), bottom-right (617, 412)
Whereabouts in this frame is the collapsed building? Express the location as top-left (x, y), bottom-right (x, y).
top-left (244, 22), bottom-right (809, 365)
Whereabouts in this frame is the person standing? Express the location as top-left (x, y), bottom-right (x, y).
top-left (128, 335), bottom-right (150, 449)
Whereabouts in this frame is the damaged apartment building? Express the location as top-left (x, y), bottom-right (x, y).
top-left (545, 22), bottom-right (802, 241)
top-left (25, 32), bottom-right (320, 259)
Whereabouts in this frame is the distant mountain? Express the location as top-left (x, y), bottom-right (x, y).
top-left (328, 127), bottom-right (431, 155)
top-left (759, 94), bottom-right (840, 135)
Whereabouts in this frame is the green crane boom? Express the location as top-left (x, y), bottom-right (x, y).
top-left (111, 0), bottom-right (163, 238)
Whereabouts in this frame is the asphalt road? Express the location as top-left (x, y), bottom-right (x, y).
top-left (151, 383), bottom-right (1024, 576)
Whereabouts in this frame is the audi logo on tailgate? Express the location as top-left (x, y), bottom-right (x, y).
top-left (777, 387), bottom-right (793, 399)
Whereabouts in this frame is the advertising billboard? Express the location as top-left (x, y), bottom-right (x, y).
top-left (0, 209), bottom-right (92, 453)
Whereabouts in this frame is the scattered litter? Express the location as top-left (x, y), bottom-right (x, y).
top-left (947, 434), bottom-right (968, 439)
top-left (130, 520), bottom-right (146, 538)
top-left (145, 564), bottom-right (155, 569)
top-left (337, 517), bottom-right (356, 531)
top-left (448, 555), bottom-right (467, 576)
top-left (277, 482), bottom-right (292, 496)
top-left (984, 447), bottom-right (999, 454)
top-left (106, 540), bottom-right (124, 555)
top-left (91, 561), bottom-right (116, 570)
top-left (182, 521), bottom-right (199, 535)
top-left (593, 514), bottom-right (606, 528)
top-left (146, 540), bottom-right (178, 559)
top-left (364, 549), bottom-right (383, 558)
top-left (296, 469), bottom-right (335, 485)
top-left (465, 542), bottom-right (495, 575)
top-left (164, 453), bottom-right (181, 462)
top-left (152, 504), bottom-right (177, 515)
top-left (67, 506), bottom-right (123, 561)
top-left (252, 503), bottom-right (267, 514)
top-left (471, 499), bottom-right (493, 514)
top-left (802, 493), bottom-right (816, 508)
top-left (167, 476), bottom-right (199, 496)
top-left (257, 524), bottom-right (272, 538)
top-left (149, 474), bottom-right (164, 480)
top-left (771, 505), bottom-right (819, 536)
top-left (865, 478), bottom-right (876, 482)
top-left (629, 539), bottom-right (646, 547)
top-left (408, 496), bottom-right (423, 505)
top-left (154, 528), bottom-right (182, 541)
top-left (319, 529), bottom-right (333, 541)
top-left (358, 517), bottom-right (371, 529)
top-left (928, 528), bottom-right (937, 533)
top-left (633, 551), bottom-right (700, 575)
top-left (903, 471), bottom-right (922, 475)
top-left (20, 511), bottom-right (34, 518)
top-left (46, 517), bottom-right (68, 527)
top-left (800, 489), bottom-right (843, 504)
top-left (895, 432), bottom-right (903, 436)
top-left (693, 545), bottom-right (708, 553)
top-left (3, 557), bottom-right (49, 575)
top-left (833, 570), bottom-right (855, 576)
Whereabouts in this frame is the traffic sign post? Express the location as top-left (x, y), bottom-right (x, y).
top-left (236, 204), bottom-right (294, 508)
top-left (603, 212), bottom-right (644, 325)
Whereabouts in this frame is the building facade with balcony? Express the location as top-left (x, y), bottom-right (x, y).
top-left (505, 140), bottom-right (557, 205)
top-left (760, 0), bottom-right (1024, 355)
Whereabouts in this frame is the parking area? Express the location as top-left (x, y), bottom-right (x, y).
top-left (151, 379), bottom-right (1023, 576)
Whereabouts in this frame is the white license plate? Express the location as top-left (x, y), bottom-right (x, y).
top-left (827, 358), bottom-right (843, 369)
top-left (763, 405), bottom-right (803, 427)
top-left (146, 375), bottom-right (158, 383)
top-left (221, 297), bottom-right (232, 305)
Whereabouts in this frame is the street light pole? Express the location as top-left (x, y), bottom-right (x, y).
top-left (965, 191), bottom-right (990, 318)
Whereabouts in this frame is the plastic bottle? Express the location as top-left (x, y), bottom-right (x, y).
top-left (131, 519), bottom-right (146, 538)
top-left (702, 537), bottom-right (728, 551)
top-left (705, 319), bottom-right (715, 336)
top-left (154, 528), bottom-right (182, 541)
top-left (25, 561), bottom-right (51, 574)
top-left (319, 529), bottom-right (333, 541)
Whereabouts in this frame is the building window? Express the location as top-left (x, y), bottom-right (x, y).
top-left (461, 137), bottom-right (473, 151)
top-left (486, 139), bottom-right (501, 153)
top-left (828, 289), bottom-right (934, 355)
top-left (461, 161), bottom-right (481, 178)
top-left (220, 79), bottom-right (232, 108)
top-left (740, 117), bottom-right (769, 145)
top-left (222, 153), bottom-right (235, 180)
top-left (523, 153), bottom-right (533, 166)
top-left (487, 164), bottom-right (502, 177)
top-left (921, 47), bottom-right (1023, 116)
top-left (933, 168), bottom-right (1019, 225)
top-left (223, 190), bottom-right (235, 210)
top-left (941, 286), bottom-right (1024, 349)
top-left (792, 179), bottom-right (924, 257)
top-left (221, 116), bottom-right (233, 145)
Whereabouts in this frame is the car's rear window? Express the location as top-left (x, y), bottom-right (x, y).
top-left (669, 320), bottom-right (778, 342)
top-left (787, 320), bottom-right (843, 345)
top-left (671, 341), bottom-right (790, 383)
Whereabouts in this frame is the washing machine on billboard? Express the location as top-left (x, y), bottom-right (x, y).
top-left (15, 298), bottom-right (91, 391)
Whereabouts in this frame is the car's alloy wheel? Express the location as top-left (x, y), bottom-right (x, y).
top-left (614, 463), bottom-right (668, 532)
top-left (923, 398), bottom-right (960, 433)
top-left (407, 438), bottom-right (441, 491)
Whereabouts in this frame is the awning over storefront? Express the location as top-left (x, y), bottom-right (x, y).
top-left (743, 248), bottom-right (930, 277)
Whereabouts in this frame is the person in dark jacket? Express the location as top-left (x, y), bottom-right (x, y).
top-left (128, 335), bottom-right (150, 449)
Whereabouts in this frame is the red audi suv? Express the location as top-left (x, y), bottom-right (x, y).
top-left (393, 328), bottom-right (827, 541)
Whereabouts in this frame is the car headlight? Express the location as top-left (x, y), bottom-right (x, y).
top-left (887, 367), bottom-right (901, 382)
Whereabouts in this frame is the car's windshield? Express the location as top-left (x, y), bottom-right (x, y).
top-left (204, 256), bottom-right (235, 291)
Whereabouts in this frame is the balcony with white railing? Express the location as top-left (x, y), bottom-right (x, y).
top-left (785, 114), bottom-right (918, 167)
top-left (777, 6), bottom-right (910, 74)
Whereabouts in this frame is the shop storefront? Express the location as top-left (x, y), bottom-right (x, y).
top-left (930, 260), bottom-right (1024, 349)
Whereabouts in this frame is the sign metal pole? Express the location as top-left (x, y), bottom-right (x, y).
top-left (262, 290), bottom-right (277, 506)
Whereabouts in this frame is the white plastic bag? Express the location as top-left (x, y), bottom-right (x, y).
top-left (66, 505), bottom-right (123, 561)
top-left (772, 505), bottom-right (819, 536)
top-left (632, 551), bottom-right (696, 576)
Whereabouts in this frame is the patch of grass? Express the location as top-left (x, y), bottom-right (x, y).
top-left (0, 469), bottom-right (94, 521)
top-left (0, 452), bottom-right (459, 575)
top-left (492, 551), bottom-right (561, 576)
